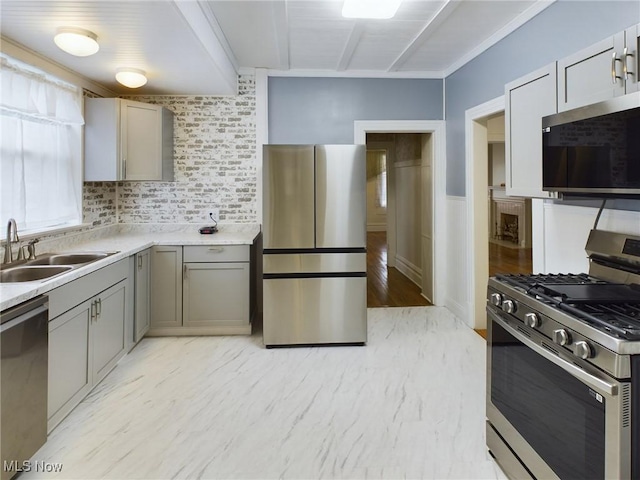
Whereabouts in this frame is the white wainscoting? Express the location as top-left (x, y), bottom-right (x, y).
top-left (542, 202), bottom-right (640, 274)
top-left (445, 195), bottom-right (468, 325)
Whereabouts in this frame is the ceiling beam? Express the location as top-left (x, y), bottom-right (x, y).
top-left (388, 0), bottom-right (460, 72)
top-left (172, 0), bottom-right (238, 94)
top-left (337, 21), bottom-right (365, 71)
top-left (271, 1), bottom-right (290, 70)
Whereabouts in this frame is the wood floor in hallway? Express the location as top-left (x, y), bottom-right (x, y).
top-left (488, 241), bottom-right (533, 277)
top-left (367, 231), bottom-right (430, 308)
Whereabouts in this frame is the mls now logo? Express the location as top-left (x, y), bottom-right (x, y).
top-left (3, 460), bottom-right (63, 473)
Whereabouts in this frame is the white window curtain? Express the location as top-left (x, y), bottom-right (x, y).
top-left (1, 54), bottom-right (84, 232)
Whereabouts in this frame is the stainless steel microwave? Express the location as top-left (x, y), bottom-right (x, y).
top-left (542, 91), bottom-right (640, 196)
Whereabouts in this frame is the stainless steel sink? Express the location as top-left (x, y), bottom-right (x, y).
top-left (30, 253), bottom-right (111, 265)
top-left (0, 251), bottom-right (117, 283)
top-left (0, 265), bottom-right (73, 283)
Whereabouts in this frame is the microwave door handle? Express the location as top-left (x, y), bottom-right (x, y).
top-left (488, 309), bottom-right (618, 397)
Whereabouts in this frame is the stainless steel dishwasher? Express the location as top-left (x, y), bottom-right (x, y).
top-left (1, 295), bottom-right (48, 480)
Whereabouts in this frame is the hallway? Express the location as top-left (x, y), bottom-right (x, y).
top-left (367, 232), bottom-right (431, 308)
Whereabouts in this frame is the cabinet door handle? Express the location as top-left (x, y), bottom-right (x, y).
top-left (623, 46), bottom-right (634, 81)
top-left (90, 301), bottom-right (97, 322)
top-left (97, 298), bottom-right (102, 318)
top-left (208, 247), bottom-right (224, 253)
top-left (183, 264), bottom-right (188, 280)
top-left (122, 158), bottom-right (127, 179)
top-left (612, 51), bottom-right (622, 84)
top-left (138, 255), bottom-right (142, 270)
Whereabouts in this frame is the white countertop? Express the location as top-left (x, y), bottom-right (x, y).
top-left (0, 223), bottom-right (261, 311)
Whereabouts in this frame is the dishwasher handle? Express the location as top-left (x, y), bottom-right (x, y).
top-left (1, 297), bottom-right (48, 333)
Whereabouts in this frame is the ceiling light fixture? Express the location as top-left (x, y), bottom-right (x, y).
top-left (342, 0), bottom-right (402, 19)
top-left (54, 27), bottom-right (99, 57)
top-left (115, 68), bottom-right (148, 89)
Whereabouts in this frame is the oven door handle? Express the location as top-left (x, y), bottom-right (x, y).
top-left (489, 310), bottom-right (619, 397)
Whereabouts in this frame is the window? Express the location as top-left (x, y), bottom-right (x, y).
top-left (1, 53), bottom-right (83, 233)
top-left (367, 149), bottom-right (387, 209)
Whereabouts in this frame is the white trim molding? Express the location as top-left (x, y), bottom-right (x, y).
top-left (354, 120), bottom-right (447, 307)
top-left (255, 68), bottom-right (269, 225)
top-left (445, 195), bottom-right (467, 321)
top-left (465, 96), bottom-right (505, 329)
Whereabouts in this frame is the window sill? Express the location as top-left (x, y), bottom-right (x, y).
top-left (1, 223), bottom-right (93, 246)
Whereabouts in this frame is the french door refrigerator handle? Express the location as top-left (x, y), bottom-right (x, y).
top-left (488, 309), bottom-right (618, 396)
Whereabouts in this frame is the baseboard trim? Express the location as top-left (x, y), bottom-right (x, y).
top-left (395, 254), bottom-right (421, 287)
top-left (445, 295), bottom-right (466, 323)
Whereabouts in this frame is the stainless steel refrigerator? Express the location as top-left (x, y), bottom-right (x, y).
top-left (262, 145), bottom-right (367, 347)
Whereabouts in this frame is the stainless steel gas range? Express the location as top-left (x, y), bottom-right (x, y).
top-left (486, 229), bottom-right (640, 480)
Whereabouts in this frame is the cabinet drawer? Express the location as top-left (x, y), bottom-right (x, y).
top-left (48, 258), bottom-right (128, 319)
top-left (183, 245), bottom-right (249, 263)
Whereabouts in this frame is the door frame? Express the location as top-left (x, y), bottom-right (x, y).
top-left (354, 120), bottom-right (446, 306)
top-left (465, 96), bottom-right (504, 329)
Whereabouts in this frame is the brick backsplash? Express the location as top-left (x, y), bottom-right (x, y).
top-left (118, 75), bottom-right (257, 224)
top-left (83, 182), bottom-right (117, 227)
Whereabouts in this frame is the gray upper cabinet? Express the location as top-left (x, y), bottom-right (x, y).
top-left (558, 24), bottom-right (639, 111)
top-left (505, 63), bottom-right (557, 198)
top-left (85, 98), bottom-right (174, 181)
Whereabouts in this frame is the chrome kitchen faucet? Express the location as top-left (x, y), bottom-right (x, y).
top-left (3, 218), bottom-right (19, 264)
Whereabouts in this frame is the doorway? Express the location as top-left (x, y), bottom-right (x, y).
top-left (466, 98), bottom-right (533, 330)
top-left (354, 120), bottom-right (447, 308)
top-left (486, 114), bottom-right (533, 277)
top-left (365, 136), bottom-right (429, 308)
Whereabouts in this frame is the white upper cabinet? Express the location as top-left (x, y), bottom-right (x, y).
top-left (505, 63), bottom-right (557, 198)
top-left (557, 23), bottom-right (639, 111)
top-left (85, 98), bottom-right (174, 181)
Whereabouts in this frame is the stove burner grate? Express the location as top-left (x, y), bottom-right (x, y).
top-left (494, 273), bottom-right (640, 341)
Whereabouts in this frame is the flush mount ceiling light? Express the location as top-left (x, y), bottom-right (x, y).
top-left (342, 0), bottom-right (402, 19)
top-left (54, 27), bottom-right (99, 57)
top-left (115, 68), bottom-right (148, 89)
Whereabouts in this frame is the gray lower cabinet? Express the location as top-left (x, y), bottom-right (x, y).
top-left (48, 301), bottom-right (91, 432)
top-left (47, 259), bottom-right (129, 432)
top-left (148, 244), bottom-right (253, 335)
top-left (134, 249), bottom-right (151, 342)
top-left (92, 281), bottom-right (127, 383)
top-left (183, 262), bottom-right (250, 330)
top-left (149, 246), bottom-right (183, 330)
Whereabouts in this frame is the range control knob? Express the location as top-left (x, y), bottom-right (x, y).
top-left (490, 293), bottom-right (503, 307)
top-left (502, 300), bottom-right (517, 314)
top-left (553, 329), bottom-right (572, 346)
top-left (524, 313), bottom-right (540, 328)
top-left (575, 341), bottom-right (594, 359)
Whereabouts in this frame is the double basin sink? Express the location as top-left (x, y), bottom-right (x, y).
top-left (0, 252), bottom-right (117, 283)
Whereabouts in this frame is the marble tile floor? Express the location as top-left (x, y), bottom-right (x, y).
top-left (24, 307), bottom-right (507, 480)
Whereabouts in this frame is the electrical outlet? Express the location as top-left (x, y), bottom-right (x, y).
top-left (208, 208), bottom-right (219, 223)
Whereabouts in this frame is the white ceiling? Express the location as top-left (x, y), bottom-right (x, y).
top-left (0, 0), bottom-right (554, 95)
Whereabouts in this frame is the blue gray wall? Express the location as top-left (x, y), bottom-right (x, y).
top-left (445, 0), bottom-right (640, 196)
top-left (268, 77), bottom-right (443, 144)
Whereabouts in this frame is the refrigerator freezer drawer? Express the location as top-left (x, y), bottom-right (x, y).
top-left (263, 276), bottom-right (367, 346)
top-left (263, 252), bottom-right (366, 274)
